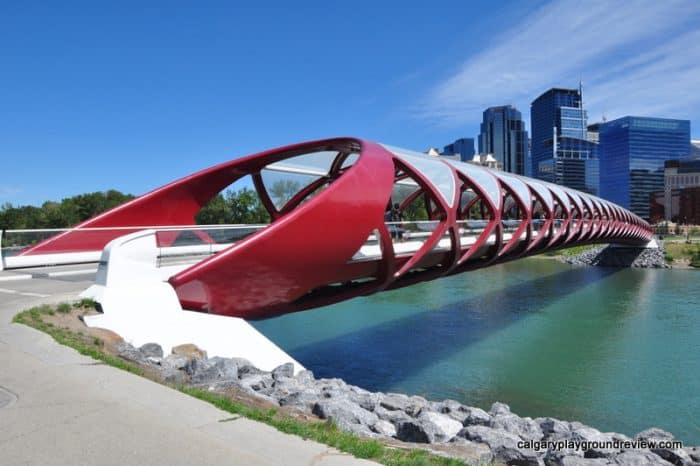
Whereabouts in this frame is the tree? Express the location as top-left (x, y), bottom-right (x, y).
top-left (268, 179), bottom-right (301, 209)
top-left (195, 188), bottom-right (270, 225)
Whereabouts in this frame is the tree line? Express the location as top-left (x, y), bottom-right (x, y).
top-left (0, 190), bottom-right (135, 230)
top-left (0, 188), bottom-right (273, 231)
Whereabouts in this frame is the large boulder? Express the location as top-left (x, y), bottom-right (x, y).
top-left (538, 417), bottom-right (572, 439)
top-left (371, 419), bottom-right (397, 437)
top-left (567, 424), bottom-right (619, 459)
top-left (633, 427), bottom-right (696, 465)
top-left (115, 342), bottom-right (147, 364)
top-left (271, 362), bottom-right (294, 380)
top-left (312, 399), bottom-right (378, 435)
top-left (239, 373), bottom-right (274, 394)
top-left (490, 402), bottom-right (512, 416)
top-left (396, 419), bottom-right (444, 443)
top-left (459, 424), bottom-right (543, 466)
top-left (374, 405), bottom-right (412, 425)
top-left (614, 451), bottom-right (675, 466)
top-left (139, 342), bottom-right (164, 359)
top-left (449, 437), bottom-right (496, 464)
top-left (417, 411), bottom-right (463, 442)
top-left (432, 399), bottom-right (492, 426)
top-left (379, 393), bottom-right (411, 412)
top-left (492, 414), bottom-right (544, 442)
top-left (171, 343), bottom-right (207, 359)
top-left (277, 390), bottom-right (320, 412)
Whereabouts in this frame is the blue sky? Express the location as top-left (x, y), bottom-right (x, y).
top-left (2, 0), bottom-right (699, 206)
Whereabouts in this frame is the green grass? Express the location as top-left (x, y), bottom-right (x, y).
top-left (12, 302), bottom-right (473, 466)
top-left (664, 242), bottom-right (700, 267)
top-left (540, 244), bottom-right (600, 257)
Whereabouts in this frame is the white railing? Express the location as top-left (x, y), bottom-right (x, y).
top-left (0, 224), bottom-right (268, 270)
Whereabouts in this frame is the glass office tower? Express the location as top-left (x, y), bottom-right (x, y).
top-left (530, 88), bottom-right (598, 193)
top-left (478, 106), bottom-right (528, 175)
top-left (442, 138), bottom-right (475, 162)
top-left (599, 116), bottom-right (691, 220)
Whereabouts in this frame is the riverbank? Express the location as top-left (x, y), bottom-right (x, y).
top-left (14, 302), bottom-right (700, 466)
top-left (539, 241), bottom-right (700, 269)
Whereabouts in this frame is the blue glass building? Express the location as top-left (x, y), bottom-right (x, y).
top-left (599, 116), bottom-right (691, 219)
top-left (478, 106), bottom-right (528, 174)
top-left (530, 88), bottom-right (598, 193)
top-left (442, 138), bottom-right (475, 162)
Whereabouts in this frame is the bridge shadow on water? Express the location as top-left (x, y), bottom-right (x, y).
top-left (288, 265), bottom-right (621, 392)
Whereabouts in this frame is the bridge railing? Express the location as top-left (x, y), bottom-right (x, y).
top-left (0, 225), bottom-right (267, 270)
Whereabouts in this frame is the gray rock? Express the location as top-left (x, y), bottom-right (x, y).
top-left (492, 414), bottom-right (544, 441)
top-left (278, 390), bottom-right (319, 412)
top-left (271, 362), bottom-right (294, 380)
top-left (378, 393), bottom-right (427, 416)
top-left (556, 458), bottom-right (612, 466)
top-left (459, 424), bottom-right (542, 466)
top-left (312, 399), bottom-right (378, 434)
top-left (146, 356), bottom-right (163, 365)
top-left (417, 411), bottom-right (463, 442)
top-left (685, 448), bottom-right (700, 463)
top-left (162, 354), bottom-right (189, 370)
top-left (209, 357), bottom-right (239, 380)
top-left (432, 400), bottom-right (492, 426)
top-left (159, 366), bottom-right (187, 385)
top-left (294, 369), bottom-right (315, 385)
top-left (371, 419), bottom-right (397, 437)
top-left (463, 406), bottom-right (492, 426)
top-left (633, 427), bottom-right (696, 466)
top-left (614, 450), bottom-right (674, 466)
top-left (239, 373), bottom-right (274, 394)
top-left (538, 417), bottom-right (571, 439)
top-left (189, 359), bottom-right (222, 384)
top-left (449, 437), bottom-right (496, 464)
top-left (115, 342), bottom-right (147, 364)
top-left (231, 357), bottom-right (262, 376)
top-left (380, 393), bottom-right (411, 412)
top-left (374, 405), bottom-right (412, 425)
top-left (490, 401), bottom-right (512, 416)
top-left (139, 342), bottom-right (164, 358)
top-left (396, 419), bottom-right (443, 443)
top-left (567, 425), bottom-right (619, 458)
top-left (636, 429), bottom-right (676, 443)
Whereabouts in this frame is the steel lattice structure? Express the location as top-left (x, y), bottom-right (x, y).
top-left (22, 138), bottom-right (653, 319)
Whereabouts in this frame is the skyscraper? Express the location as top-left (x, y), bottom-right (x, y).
top-left (442, 138), bottom-right (475, 162)
top-left (599, 116), bottom-right (690, 219)
top-left (530, 88), bottom-right (598, 193)
top-left (478, 105), bottom-right (528, 175)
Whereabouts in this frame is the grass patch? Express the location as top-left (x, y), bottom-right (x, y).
top-left (13, 302), bottom-right (473, 466)
top-left (540, 244), bottom-right (600, 257)
top-left (664, 242), bottom-right (700, 267)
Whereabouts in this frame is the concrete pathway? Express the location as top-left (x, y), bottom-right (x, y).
top-left (0, 271), bottom-right (378, 466)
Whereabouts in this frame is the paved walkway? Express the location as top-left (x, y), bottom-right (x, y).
top-left (0, 270), bottom-right (378, 466)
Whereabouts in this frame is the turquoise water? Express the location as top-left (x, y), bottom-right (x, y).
top-left (252, 259), bottom-right (700, 444)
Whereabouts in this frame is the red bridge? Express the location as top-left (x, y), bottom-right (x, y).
top-left (19, 138), bottom-right (653, 319)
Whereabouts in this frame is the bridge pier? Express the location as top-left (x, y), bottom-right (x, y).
top-left (81, 230), bottom-right (304, 373)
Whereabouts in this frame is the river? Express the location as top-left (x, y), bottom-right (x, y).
top-left (252, 258), bottom-right (700, 444)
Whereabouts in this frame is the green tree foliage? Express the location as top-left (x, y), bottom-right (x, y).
top-left (268, 179), bottom-right (301, 208)
top-left (196, 188), bottom-right (270, 225)
top-left (0, 190), bottom-right (134, 230)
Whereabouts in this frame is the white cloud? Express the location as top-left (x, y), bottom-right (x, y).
top-left (419, 0), bottom-right (700, 130)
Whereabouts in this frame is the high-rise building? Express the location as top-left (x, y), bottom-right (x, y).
top-left (530, 88), bottom-right (598, 193)
top-left (599, 116), bottom-right (691, 220)
top-left (478, 106), bottom-right (528, 174)
top-left (442, 138), bottom-right (475, 162)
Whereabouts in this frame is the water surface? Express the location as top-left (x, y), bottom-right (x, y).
top-left (252, 259), bottom-right (700, 444)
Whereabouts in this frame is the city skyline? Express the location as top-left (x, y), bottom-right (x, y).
top-left (2, 0), bottom-right (699, 207)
